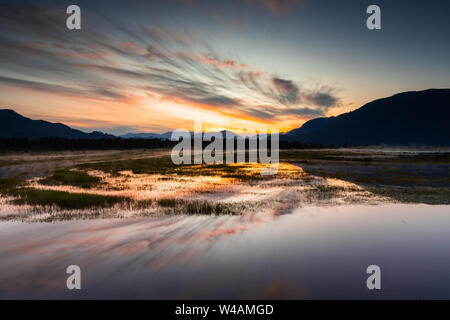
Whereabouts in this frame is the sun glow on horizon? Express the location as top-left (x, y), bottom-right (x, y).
top-left (0, 84), bottom-right (311, 135)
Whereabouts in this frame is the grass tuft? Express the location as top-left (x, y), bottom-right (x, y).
top-left (0, 177), bottom-right (22, 193)
top-left (11, 188), bottom-right (127, 209)
top-left (156, 198), bottom-right (242, 215)
top-left (40, 169), bottom-right (101, 188)
top-left (157, 198), bottom-right (178, 207)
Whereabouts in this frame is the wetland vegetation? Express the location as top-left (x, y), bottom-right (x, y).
top-left (0, 148), bottom-right (448, 222)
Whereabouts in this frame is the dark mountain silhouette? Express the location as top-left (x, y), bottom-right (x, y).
top-left (121, 130), bottom-right (243, 140)
top-left (3, 89), bottom-right (449, 145)
top-left (284, 89), bottom-right (450, 146)
top-left (120, 132), bottom-right (172, 140)
top-left (0, 109), bottom-right (115, 139)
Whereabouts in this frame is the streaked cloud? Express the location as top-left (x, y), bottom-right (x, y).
top-left (250, 0), bottom-right (305, 16)
top-left (0, 1), bottom-right (338, 133)
top-left (272, 77), bottom-right (299, 105)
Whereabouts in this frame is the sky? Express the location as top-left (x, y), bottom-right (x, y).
top-left (0, 0), bottom-right (449, 135)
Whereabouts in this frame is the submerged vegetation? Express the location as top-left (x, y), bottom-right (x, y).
top-left (40, 169), bottom-right (101, 188)
top-left (0, 177), bottom-right (22, 193)
top-left (0, 148), bottom-right (448, 221)
top-left (77, 155), bottom-right (179, 175)
top-left (11, 189), bottom-right (126, 209)
top-left (280, 149), bottom-right (450, 204)
top-left (156, 198), bottom-right (243, 215)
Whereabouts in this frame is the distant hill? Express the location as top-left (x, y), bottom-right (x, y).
top-left (0, 109), bottom-right (116, 139)
top-left (121, 130), bottom-right (243, 140)
top-left (284, 89), bottom-right (450, 146)
top-left (120, 132), bottom-right (172, 140)
top-left (4, 88), bottom-right (449, 146)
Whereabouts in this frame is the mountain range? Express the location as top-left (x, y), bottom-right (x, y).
top-left (119, 132), bottom-right (173, 140)
top-left (0, 109), bottom-right (115, 139)
top-left (1, 89), bottom-right (449, 145)
top-left (283, 89), bottom-right (450, 146)
top-left (120, 130), bottom-right (242, 140)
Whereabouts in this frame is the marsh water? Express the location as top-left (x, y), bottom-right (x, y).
top-left (0, 148), bottom-right (449, 299)
top-left (0, 203), bottom-right (449, 299)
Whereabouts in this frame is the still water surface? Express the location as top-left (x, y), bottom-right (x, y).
top-left (0, 203), bottom-right (449, 299)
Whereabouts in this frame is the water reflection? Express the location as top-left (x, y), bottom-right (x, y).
top-left (1, 203), bottom-right (449, 299)
top-left (1, 162), bottom-right (388, 221)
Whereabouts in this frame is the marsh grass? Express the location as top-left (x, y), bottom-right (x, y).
top-left (40, 169), bottom-right (101, 188)
top-left (77, 156), bottom-right (179, 175)
top-left (366, 186), bottom-right (450, 204)
top-left (280, 150), bottom-right (450, 164)
top-left (157, 198), bottom-right (178, 207)
top-left (0, 177), bottom-right (22, 193)
top-left (298, 165), bottom-right (450, 204)
top-left (185, 200), bottom-right (215, 215)
top-left (155, 198), bottom-right (242, 215)
top-left (76, 156), bottom-right (303, 181)
top-left (165, 199), bottom-right (244, 215)
top-left (1, 149), bottom-right (448, 221)
top-left (11, 189), bottom-right (127, 209)
top-left (0, 160), bottom-right (21, 167)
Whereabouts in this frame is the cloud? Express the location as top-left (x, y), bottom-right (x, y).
top-left (0, 75), bottom-right (130, 102)
top-left (244, 105), bottom-right (323, 120)
top-left (0, 2), bottom-right (338, 128)
top-left (272, 77), bottom-right (299, 105)
top-left (235, 71), bottom-right (339, 119)
top-left (284, 107), bottom-right (325, 117)
top-left (200, 54), bottom-right (248, 69)
top-left (303, 86), bottom-right (340, 110)
top-left (306, 92), bottom-right (337, 108)
top-left (250, 0), bottom-right (305, 16)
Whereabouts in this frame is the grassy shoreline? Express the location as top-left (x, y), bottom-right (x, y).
top-left (0, 148), bottom-right (448, 221)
